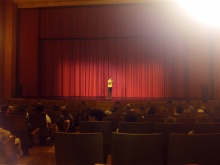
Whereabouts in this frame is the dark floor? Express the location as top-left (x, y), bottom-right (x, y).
top-left (18, 144), bottom-right (56, 165)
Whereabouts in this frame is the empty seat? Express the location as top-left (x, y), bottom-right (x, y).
top-left (154, 123), bottom-right (191, 147)
top-left (79, 121), bottom-right (112, 163)
top-left (111, 132), bottom-right (163, 165)
top-left (118, 121), bottom-right (154, 134)
top-left (193, 123), bottom-right (220, 134)
top-left (154, 122), bottom-right (191, 164)
top-left (4, 115), bottom-right (39, 154)
top-left (54, 132), bottom-right (103, 165)
top-left (167, 133), bottom-right (220, 165)
top-left (103, 116), bottom-right (119, 132)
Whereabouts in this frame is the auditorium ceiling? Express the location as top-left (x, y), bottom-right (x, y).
top-left (13, 0), bottom-right (172, 8)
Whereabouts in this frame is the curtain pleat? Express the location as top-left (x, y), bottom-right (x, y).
top-left (39, 37), bottom-right (187, 98)
top-left (23, 3), bottom-right (190, 98)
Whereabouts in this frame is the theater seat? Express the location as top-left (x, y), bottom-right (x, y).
top-left (4, 115), bottom-right (40, 154)
top-left (167, 133), bottom-right (220, 165)
top-left (111, 132), bottom-right (163, 165)
top-left (118, 121), bottom-right (154, 134)
top-left (28, 112), bottom-right (57, 144)
top-left (54, 132), bottom-right (103, 165)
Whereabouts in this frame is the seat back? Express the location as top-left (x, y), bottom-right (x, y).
top-left (0, 111), bottom-right (7, 128)
top-left (193, 123), bottom-right (220, 134)
top-left (111, 132), bottom-right (163, 165)
top-left (167, 133), bottom-right (220, 165)
top-left (118, 122), bottom-right (154, 133)
top-left (79, 121), bottom-right (112, 145)
top-left (54, 132), bottom-right (103, 165)
top-left (4, 115), bottom-right (33, 146)
top-left (212, 117), bottom-right (220, 123)
top-left (103, 116), bottom-right (119, 132)
top-left (79, 121), bottom-right (112, 163)
top-left (144, 114), bottom-right (164, 123)
top-left (154, 123), bottom-right (191, 148)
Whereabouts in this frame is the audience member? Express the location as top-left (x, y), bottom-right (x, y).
top-left (88, 109), bottom-right (106, 121)
top-left (81, 108), bottom-right (90, 121)
top-left (197, 105), bottom-right (205, 113)
top-left (195, 112), bottom-right (212, 123)
top-left (60, 106), bottom-right (74, 132)
top-left (124, 109), bottom-right (138, 122)
top-left (0, 127), bottom-right (23, 164)
top-left (74, 108), bottom-right (91, 127)
top-left (7, 105), bottom-right (27, 116)
top-left (7, 105), bottom-right (16, 115)
top-left (157, 105), bottom-right (169, 115)
top-left (77, 101), bottom-right (89, 113)
top-left (125, 103), bottom-right (132, 111)
top-left (35, 102), bottom-right (59, 132)
top-left (147, 104), bottom-right (157, 115)
top-left (174, 104), bottom-right (184, 115)
top-left (164, 115), bottom-right (177, 123)
top-left (110, 101), bottom-right (121, 113)
top-left (35, 103), bottom-right (52, 128)
top-left (0, 105), bottom-right (8, 112)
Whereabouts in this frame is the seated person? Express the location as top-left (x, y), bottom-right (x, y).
top-left (195, 112), bottom-right (212, 123)
top-left (110, 101), bottom-right (121, 113)
top-left (0, 105), bottom-right (8, 112)
top-left (35, 103), bottom-right (52, 128)
top-left (60, 106), bottom-right (74, 132)
top-left (0, 127), bottom-right (23, 164)
top-left (124, 109), bottom-right (138, 122)
top-left (35, 103), bottom-right (59, 133)
top-left (164, 115), bottom-right (177, 123)
top-left (50, 105), bottom-right (65, 132)
top-left (147, 104), bottom-right (157, 115)
top-left (88, 109), bottom-right (106, 121)
top-left (8, 105), bottom-right (27, 116)
top-left (174, 104), bottom-right (184, 115)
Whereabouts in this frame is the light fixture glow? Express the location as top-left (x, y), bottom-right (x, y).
top-left (177, 0), bottom-right (220, 28)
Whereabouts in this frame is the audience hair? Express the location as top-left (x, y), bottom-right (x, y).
top-left (35, 103), bottom-right (44, 113)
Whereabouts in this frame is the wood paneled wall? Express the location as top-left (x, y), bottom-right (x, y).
top-left (2, 0), bottom-right (17, 100)
top-left (0, 1), bottom-right (5, 102)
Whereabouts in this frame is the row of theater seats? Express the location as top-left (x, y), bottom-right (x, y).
top-left (117, 121), bottom-right (220, 134)
top-left (54, 131), bottom-right (220, 165)
top-left (104, 113), bottom-right (220, 128)
top-left (0, 111), bottom-right (57, 154)
top-left (2, 111), bottom-right (220, 164)
top-left (103, 114), bottom-right (220, 134)
top-left (1, 111), bottom-right (220, 152)
top-left (52, 121), bottom-right (220, 165)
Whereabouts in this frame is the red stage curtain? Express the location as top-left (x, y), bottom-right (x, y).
top-left (20, 3), bottom-right (191, 98)
top-left (39, 37), bottom-right (187, 97)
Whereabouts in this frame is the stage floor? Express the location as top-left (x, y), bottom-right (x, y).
top-left (11, 96), bottom-right (206, 101)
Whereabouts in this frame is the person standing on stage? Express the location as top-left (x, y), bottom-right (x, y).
top-left (107, 76), bottom-right (114, 99)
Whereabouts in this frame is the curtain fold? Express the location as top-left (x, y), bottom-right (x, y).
top-left (21, 3), bottom-right (192, 98)
top-left (39, 3), bottom-right (184, 39)
top-left (39, 37), bottom-right (187, 98)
